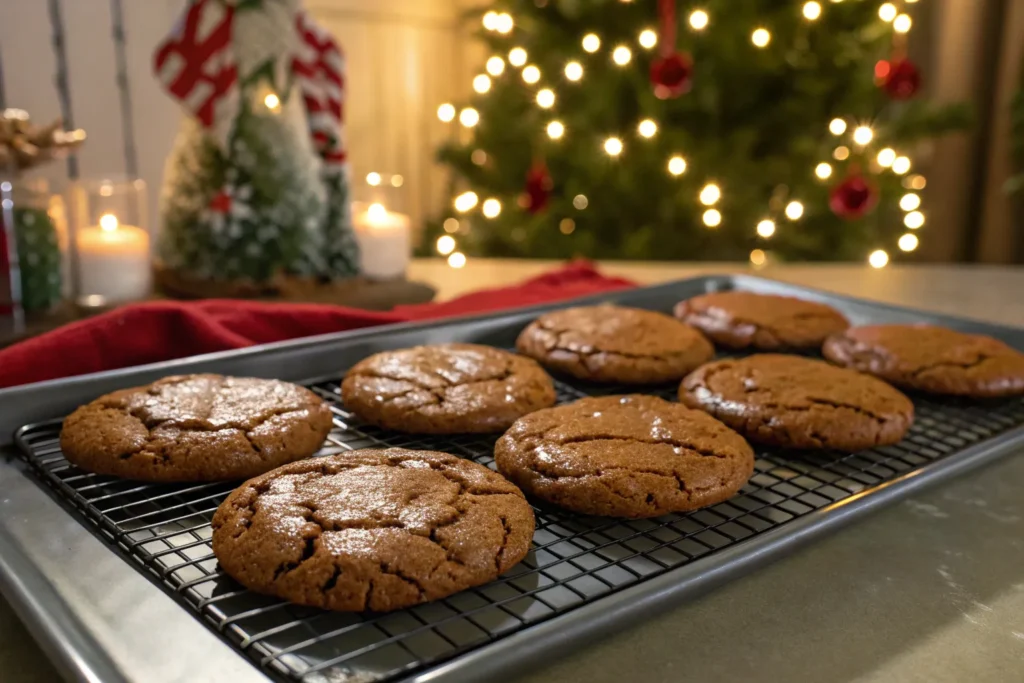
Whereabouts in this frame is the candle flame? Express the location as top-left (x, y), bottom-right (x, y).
top-left (367, 203), bottom-right (388, 222)
top-left (99, 213), bottom-right (119, 232)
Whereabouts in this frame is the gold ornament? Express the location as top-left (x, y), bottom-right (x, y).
top-left (0, 108), bottom-right (86, 174)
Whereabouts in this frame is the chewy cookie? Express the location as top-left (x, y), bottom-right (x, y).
top-left (516, 305), bottom-right (714, 384)
top-left (60, 374), bottom-right (333, 482)
top-left (341, 344), bottom-right (555, 434)
top-left (824, 324), bottom-right (1024, 398)
top-left (674, 291), bottom-right (849, 350)
top-left (494, 395), bottom-right (754, 518)
top-left (680, 354), bottom-right (913, 451)
top-left (212, 449), bottom-right (535, 612)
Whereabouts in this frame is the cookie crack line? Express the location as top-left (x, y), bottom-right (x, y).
top-left (533, 434), bottom-right (727, 459)
top-left (535, 465), bottom-right (725, 500)
top-left (907, 353), bottom-right (997, 378)
top-left (348, 362), bottom-right (519, 396)
top-left (539, 323), bottom-right (698, 362)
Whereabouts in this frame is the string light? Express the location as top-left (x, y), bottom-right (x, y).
top-left (471, 149), bottom-right (488, 165)
top-left (904, 211), bottom-right (925, 229)
top-left (877, 148), bottom-right (896, 167)
top-left (366, 172), bottom-right (381, 186)
top-left (750, 249), bottom-right (767, 266)
top-left (829, 118), bottom-right (847, 135)
top-left (785, 200), bottom-right (804, 220)
top-left (833, 146), bottom-right (850, 160)
top-left (565, 61), bottom-right (583, 81)
top-left (443, 218), bottom-right (459, 233)
top-left (482, 198), bottom-right (502, 218)
top-left (752, 28), bottom-right (771, 47)
top-left (878, 3), bottom-right (897, 21)
top-left (689, 10), bottom-right (709, 30)
top-left (852, 125), bottom-right (873, 145)
top-left (604, 137), bottom-right (624, 156)
top-left (509, 48), bottom-right (528, 67)
top-left (703, 209), bottom-right (722, 227)
top-left (482, 11), bottom-right (499, 30)
top-left (898, 233), bottom-right (919, 252)
top-left (454, 191), bottom-right (479, 212)
top-left (869, 249), bottom-right (889, 268)
top-left (459, 107), bottom-right (480, 127)
top-left (536, 89), bottom-right (556, 108)
top-left (891, 156), bottom-right (911, 174)
top-left (612, 46), bottom-right (632, 65)
top-left (573, 194), bottom-right (589, 209)
top-left (547, 120), bottom-right (565, 139)
top-left (802, 2), bottom-right (822, 20)
top-left (699, 183), bottom-right (721, 205)
top-left (264, 93), bottom-right (281, 111)
top-left (486, 56), bottom-right (505, 76)
top-left (638, 119), bottom-right (658, 138)
top-left (437, 103), bottom-right (456, 122)
top-left (436, 235), bottom-right (456, 255)
top-left (473, 74), bottom-right (492, 93)
top-left (494, 12), bottom-right (514, 34)
top-left (522, 65), bottom-right (541, 84)
top-left (815, 162), bottom-right (833, 179)
top-left (893, 14), bottom-right (912, 33)
top-left (560, 218), bottom-right (575, 234)
top-left (668, 156), bottom-right (687, 175)
top-left (448, 252), bottom-right (467, 268)
top-left (907, 174), bottom-right (927, 190)
top-left (756, 219), bottom-right (776, 238)
top-left (899, 193), bottom-right (921, 211)
top-left (582, 33), bottom-right (601, 52)
top-left (639, 29), bottom-right (658, 49)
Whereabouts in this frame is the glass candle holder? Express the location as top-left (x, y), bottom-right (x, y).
top-left (69, 177), bottom-right (150, 307)
top-left (351, 171), bottom-right (411, 280)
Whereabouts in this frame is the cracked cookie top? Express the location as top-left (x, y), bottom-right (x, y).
top-left (341, 343), bottom-right (556, 434)
top-left (673, 291), bottom-right (849, 350)
top-left (59, 374), bottom-right (333, 482)
top-left (211, 449), bottom-right (535, 613)
top-left (680, 354), bottom-right (914, 452)
top-left (823, 324), bottom-right (1024, 398)
top-left (494, 395), bottom-right (754, 518)
top-left (516, 305), bottom-right (714, 384)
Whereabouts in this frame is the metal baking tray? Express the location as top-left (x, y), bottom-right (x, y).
top-left (1, 275), bottom-right (1023, 683)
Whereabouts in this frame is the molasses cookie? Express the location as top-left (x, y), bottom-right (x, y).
top-left (674, 291), bottom-right (849, 350)
top-left (680, 354), bottom-right (913, 451)
top-left (211, 449), bottom-right (535, 612)
top-left (516, 305), bottom-right (714, 384)
top-left (823, 324), bottom-right (1024, 397)
top-left (60, 374), bottom-right (333, 482)
top-left (494, 395), bottom-right (754, 518)
top-left (341, 343), bottom-right (555, 434)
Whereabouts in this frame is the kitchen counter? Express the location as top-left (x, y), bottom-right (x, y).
top-left (2, 260), bottom-right (1023, 683)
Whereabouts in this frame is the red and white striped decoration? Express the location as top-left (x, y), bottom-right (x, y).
top-left (293, 10), bottom-right (346, 169)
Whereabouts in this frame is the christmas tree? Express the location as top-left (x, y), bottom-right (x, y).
top-left (423, 0), bottom-right (970, 265)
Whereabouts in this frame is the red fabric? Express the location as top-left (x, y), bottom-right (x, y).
top-left (0, 262), bottom-right (634, 388)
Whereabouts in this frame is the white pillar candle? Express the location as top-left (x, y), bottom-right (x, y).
top-left (352, 202), bottom-right (411, 280)
top-left (77, 213), bottom-right (151, 304)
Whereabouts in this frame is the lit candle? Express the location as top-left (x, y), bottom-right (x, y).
top-left (77, 213), bottom-right (150, 304)
top-left (352, 202), bottom-right (410, 280)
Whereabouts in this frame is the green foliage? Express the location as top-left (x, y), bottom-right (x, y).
top-left (422, 0), bottom-right (970, 262)
top-left (1006, 55), bottom-right (1024, 196)
top-left (10, 207), bottom-right (61, 312)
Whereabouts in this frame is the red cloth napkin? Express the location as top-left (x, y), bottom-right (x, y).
top-left (0, 262), bottom-right (635, 388)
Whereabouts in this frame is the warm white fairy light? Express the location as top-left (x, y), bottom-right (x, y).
top-left (509, 47), bottom-right (528, 67)
top-left (756, 219), bottom-right (776, 238)
top-left (829, 118), bottom-right (847, 135)
top-left (834, 146), bottom-right (850, 161)
top-left (459, 107), bottom-right (480, 127)
top-left (899, 193), bottom-right (921, 211)
top-left (436, 235), bottom-right (456, 255)
top-left (482, 198), bottom-right (502, 218)
top-left (366, 172), bottom-right (382, 186)
top-left (904, 211), bottom-right (925, 229)
top-left (494, 12), bottom-right (514, 34)
top-left (612, 46), bottom-right (632, 65)
top-left (473, 74), bottom-right (492, 94)
top-left (264, 93), bottom-right (281, 111)
top-left (750, 249), bottom-right (767, 266)
top-left (877, 148), bottom-right (896, 167)
top-left (906, 174), bottom-right (927, 190)
top-left (437, 103), bottom-right (456, 122)
top-left (522, 65), bottom-right (541, 84)
top-left (547, 120), bottom-right (565, 139)
top-left (443, 218), bottom-right (459, 233)
top-left (582, 34), bottom-right (601, 53)
top-left (536, 89), bottom-right (556, 108)
top-left (815, 162), bottom-right (833, 179)
top-left (893, 14), bottom-right (912, 33)
top-left (482, 11), bottom-right (499, 30)
top-left (869, 249), bottom-right (889, 268)
top-left (878, 3), bottom-right (897, 22)
top-left (785, 200), bottom-right (804, 220)
top-left (486, 56), bottom-right (505, 76)
top-left (639, 29), bottom-right (658, 49)
top-left (803, 2), bottom-right (822, 20)
top-left (752, 28), bottom-right (771, 48)
top-left (852, 125), bottom-right (873, 145)
top-left (703, 209), bottom-right (722, 227)
top-left (604, 137), bottom-right (623, 156)
top-left (699, 183), bottom-right (721, 205)
top-left (638, 119), bottom-right (658, 138)
top-left (892, 156), bottom-right (911, 174)
top-left (898, 233), bottom-right (919, 252)
top-left (471, 149), bottom-right (487, 165)
top-left (448, 252), bottom-right (467, 268)
top-left (574, 194), bottom-right (589, 209)
top-left (689, 10), bottom-right (709, 30)
top-left (668, 156), bottom-right (687, 175)
top-left (560, 218), bottom-right (575, 234)
top-left (454, 191), bottom-right (479, 212)
top-left (565, 61), bottom-right (583, 81)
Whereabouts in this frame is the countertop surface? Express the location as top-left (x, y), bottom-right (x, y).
top-left (3, 260), bottom-right (1024, 683)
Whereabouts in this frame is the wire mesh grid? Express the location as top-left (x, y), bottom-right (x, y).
top-left (13, 355), bottom-right (1024, 683)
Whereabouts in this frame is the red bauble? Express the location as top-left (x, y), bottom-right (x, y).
top-left (523, 162), bottom-right (553, 214)
top-left (876, 58), bottom-right (921, 100)
top-left (651, 52), bottom-right (693, 100)
top-left (829, 174), bottom-right (879, 220)
top-left (209, 189), bottom-right (232, 213)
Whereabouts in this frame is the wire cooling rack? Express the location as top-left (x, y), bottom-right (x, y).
top-left (14, 364), bottom-right (1024, 683)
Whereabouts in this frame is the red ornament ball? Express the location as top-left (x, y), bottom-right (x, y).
top-left (523, 162), bottom-right (553, 214)
top-left (829, 174), bottom-right (879, 220)
top-left (650, 52), bottom-right (694, 100)
top-left (209, 189), bottom-right (233, 214)
top-left (875, 58), bottom-right (921, 100)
